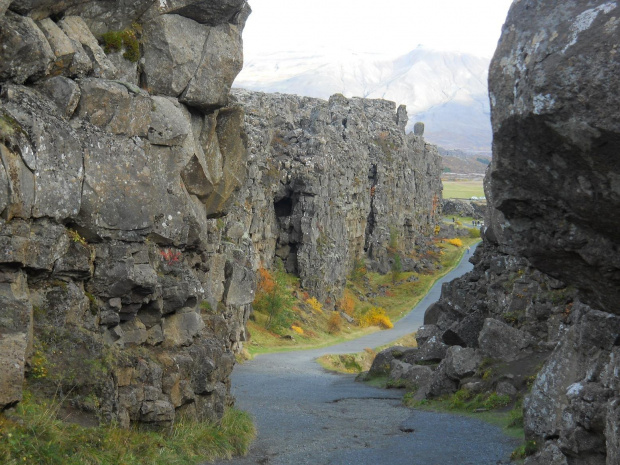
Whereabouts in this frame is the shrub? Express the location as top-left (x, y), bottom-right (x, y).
top-left (253, 261), bottom-right (294, 332)
top-left (349, 258), bottom-right (367, 282)
top-left (359, 307), bottom-right (393, 329)
top-left (446, 238), bottom-right (463, 247)
top-left (327, 313), bottom-right (342, 334)
top-left (336, 290), bottom-right (355, 316)
top-left (291, 325), bottom-right (304, 335)
top-left (306, 297), bottom-right (323, 314)
top-left (102, 26), bottom-right (141, 62)
top-left (391, 253), bottom-right (402, 284)
top-left (468, 227), bottom-right (481, 238)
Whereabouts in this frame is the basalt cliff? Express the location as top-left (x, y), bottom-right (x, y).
top-left (0, 1), bottom-right (442, 429)
top-left (374, 1), bottom-right (620, 464)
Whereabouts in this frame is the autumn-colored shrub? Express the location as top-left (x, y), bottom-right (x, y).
top-left (291, 325), bottom-right (304, 335)
top-left (327, 312), bottom-right (342, 334)
top-left (359, 307), bottom-right (393, 329)
top-left (446, 238), bottom-right (463, 247)
top-left (306, 297), bottom-right (323, 314)
top-left (336, 290), bottom-right (355, 316)
top-left (257, 266), bottom-right (275, 293)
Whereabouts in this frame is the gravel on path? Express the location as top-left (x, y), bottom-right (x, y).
top-left (210, 243), bottom-right (519, 464)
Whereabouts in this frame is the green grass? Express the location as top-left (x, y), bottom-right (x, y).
top-left (0, 391), bottom-right (255, 465)
top-left (317, 333), bottom-right (418, 374)
top-left (404, 390), bottom-right (524, 440)
top-left (246, 236), bottom-right (481, 355)
top-left (442, 180), bottom-right (485, 199)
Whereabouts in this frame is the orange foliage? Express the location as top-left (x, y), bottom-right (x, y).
top-left (327, 312), bottom-right (342, 334)
top-left (336, 290), bottom-right (355, 316)
top-left (257, 266), bottom-right (275, 294)
top-left (447, 238), bottom-right (463, 247)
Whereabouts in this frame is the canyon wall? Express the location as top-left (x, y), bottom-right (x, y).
top-left (0, 0), bottom-right (443, 429)
top-left (376, 1), bottom-right (620, 464)
top-left (0, 0), bottom-right (254, 428)
top-left (228, 89), bottom-right (442, 303)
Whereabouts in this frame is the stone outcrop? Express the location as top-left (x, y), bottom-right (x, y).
top-left (0, 0), bottom-right (445, 431)
top-left (376, 1), bottom-right (620, 463)
top-left (0, 0), bottom-right (252, 428)
top-left (228, 89), bottom-right (443, 302)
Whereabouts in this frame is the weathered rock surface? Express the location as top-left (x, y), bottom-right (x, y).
top-left (229, 89), bottom-right (443, 302)
top-left (0, 0), bottom-right (251, 429)
top-left (0, 0), bottom-right (445, 433)
top-left (375, 2), bottom-right (620, 463)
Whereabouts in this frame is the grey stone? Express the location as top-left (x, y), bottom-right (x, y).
top-left (162, 310), bottom-right (205, 347)
top-left (223, 259), bottom-right (255, 306)
top-left (34, 76), bottom-right (81, 118)
top-left (1, 85), bottom-right (84, 219)
top-left (444, 346), bottom-right (482, 380)
top-left (0, 270), bottom-right (32, 409)
top-left (478, 318), bottom-right (532, 361)
top-left (413, 122), bottom-right (424, 136)
top-left (75, 78), bottom-right (151, 137)
top-left (0, 13), bottom-right (54, 84)
top-left (141, 14), bottom-right (208, 97)
top-left (36, 18), bottom-right (75, 76)
top-left (488, 0), bottom-right (620, 315)
top-left (368, 346), bottom-right (407, 377)
top-left (58, 16), bottom-right (117, 79)
top-left (141, 0), bottom-right (248, 26)
top-left (179, 23), bottom-right (243, 111)
top-left (496, 381), bottom-right (518, 397)
top-left (148, 96), bottom-right (191, 146)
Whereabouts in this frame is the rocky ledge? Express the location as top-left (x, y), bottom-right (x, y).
top-left (373, 1), bottom-right (620, 464)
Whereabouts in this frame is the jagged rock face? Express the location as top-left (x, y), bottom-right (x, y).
top-left (488, 0), bottom-right (620, 315)
top-left (229, 89), bottom-right (443, 301)
top-left (0, 0), bottom-right (252, 428)
top-left (388, 2), bottom-right (620, 464)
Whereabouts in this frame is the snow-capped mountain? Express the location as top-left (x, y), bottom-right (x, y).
top-left (234, 47), bottom-right (492, 153)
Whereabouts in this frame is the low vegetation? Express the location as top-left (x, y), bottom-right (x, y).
top-left (0, 391), bottom-right (255, 465)
top-left (441, 179), bottom-right (485, 199)
top-left (246, 229), bottom-right (481, 355)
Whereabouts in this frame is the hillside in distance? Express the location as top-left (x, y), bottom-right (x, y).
top-left (234, 47), bottom-right (492, 153)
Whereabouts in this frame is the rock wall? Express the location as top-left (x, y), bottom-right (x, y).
top-left (0, 0), bottom-right (253, 428)
top-left (228, 89), bottom-right (443, 302)
top-left (375, 1), bottom-right (620, 464)
top-left (0, 0), bottom-right (444, 430)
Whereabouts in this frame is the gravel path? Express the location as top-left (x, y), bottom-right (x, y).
top-left (211, 244), bottom-right (519, 464)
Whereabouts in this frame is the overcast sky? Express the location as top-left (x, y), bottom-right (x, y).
top-left (243, 0), bottom-right (515, 59)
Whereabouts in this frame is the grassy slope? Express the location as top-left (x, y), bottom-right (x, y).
top-left (245, 234), bottom-right (481, 355)
top-left (0, 391), bottom-right (255, 465)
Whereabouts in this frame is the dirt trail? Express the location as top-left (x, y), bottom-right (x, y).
top-left (211, 243), bottom-right (519, 464)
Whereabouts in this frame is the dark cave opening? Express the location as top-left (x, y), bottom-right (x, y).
top-left (274, 197), bottom-right (293, 218)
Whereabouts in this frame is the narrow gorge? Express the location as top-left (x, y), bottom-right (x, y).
top-left (374, 1), bottom-right (620, 464)
top-left (0, 0), bottom-right (442, 432)
top-left (1, 1), bottom-right (618, 464)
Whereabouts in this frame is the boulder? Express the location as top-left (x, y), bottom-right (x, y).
top-left (141, 14), bottom-right (208, 98)
top-left (0, 270), bottom-right (32, 409)
top-left (58, 16), bottom-right (117, 79)
top-left (0, 13), bottom-right (54, 84)
top-left (75, 78), bottom-right (151, 137)
top-left (488, 0), bottom-right (620, 315)
top-left (368, 346), bottom-right (407, 377)
top-left (34, 76), bottom-right (81, 118)
top-left (443, 346), bottom-right (482, 380)
top-left (478, 318), bottom-right (532, 361)
top-left (179, 23), bottom-right (243, 111)
top-left (36, 17), bottom-right (75, 76)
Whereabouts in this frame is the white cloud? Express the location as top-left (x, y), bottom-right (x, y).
top-left (243, 0), bottom-right (514, 59)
